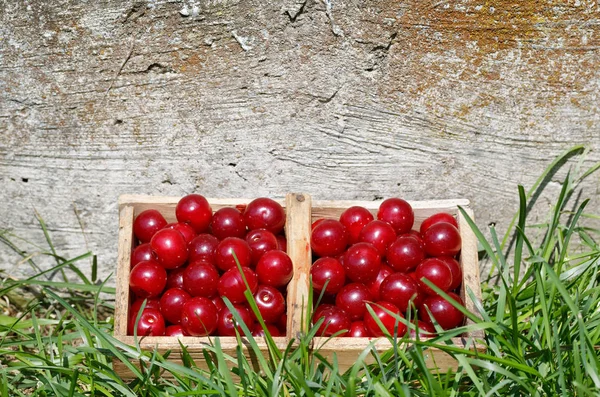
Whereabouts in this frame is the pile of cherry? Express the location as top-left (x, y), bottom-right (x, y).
top-left (310, 198), bottom-right (465, 338)
top-left (128, 194), bottom-right (293, 337)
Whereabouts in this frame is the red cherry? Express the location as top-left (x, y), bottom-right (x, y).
top-left (364, 301), bottom-right (405, 337)
top-left (311, 219), bottom-right (349, 258)
top-left (358, 220), bottom-right (396, 258)
top-left (210, 207), bottom-right (247, 240)
top-left (311, 219), bottom-right (325, 230)
top-left (365, 263), bottom-right (393, 301)
top-left (246, 228), bottom-right (279, 265)
top-left (166, 267), bottom-right (186, 290)
top-left (415, 258), bottom-right (453, 296)
top-left (276, 234), bottom-right (287, 251)
top-left (243, 198), bottom-right (286, 234)
top-left (188, 234), bottom-right (219, 264)
top-left (252, 323), bottom-right (282, 337)
top-left (420, 213), bottom-right (458, 235)
top-left (419, 292), bottom-right (464, 330)
top-left (133, 209), bottom-right (167, 243)
top-left (129, 308), bottom-right (165, 336)
top-left (183, 260), bottom-right (220, 297)
top-left (159, 288), bottom-right (191, 325)
top-left (211, 295), bottom-right (226, 313)
top-left (343, 242), bottom-right (381, 283)
top-left (377, 198), bottom-right (414, 235)
top-left (335, 283), bottom-right (374, 321)
top-left (311, 257), bottom-right (346, 295)
top-left (150, 229), bottom-right (189, 269)
top-left (165, 324), bottom-right (187, 336)
top-left (278, 313), bottom-right (288, 334)
top-left (422, 222), bottom-right (462, 257)
top-left (438, 256), bottom-right (462, 291)
top-left (217, 266), bottom-right (258, 304)
top-left (165, 222), bottom-right (197, 244)
top-left (255, 250), bottom-right (294, 288)
top-left (386, 235), bottom-right (425, 273)
top-left (348, 321), bottom-right (370, 337)
top-left (215, 237), bottom-right (252, 272)
top-left (130, 261), bottom-right (167, 299)
top-left (339, 206), bottom-right (374, 245)
top-left (217, 304), bottom-right (253, 336)
top-left (379, 272), bottom-right (422, 313)
top-left (131, 243), bottom-right (157, 268)
top-left (130, 297), bottom-right (160, 320)
top-left (180, 297), bottom-right (218, 336)
top-left (313, 304), bottom-right (350, 337)
top-left (254, 285), bottom-right (286, 323)
top-left (176, 194), bottom-right (212, 234)
top-left (409, 320), bottom-right (436, 338)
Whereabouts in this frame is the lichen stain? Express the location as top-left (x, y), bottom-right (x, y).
top-left (378, 0), bottom-right (600, 120)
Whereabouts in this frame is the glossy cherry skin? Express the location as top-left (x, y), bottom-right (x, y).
top-left (311, 257), bottom-right (346, 295)
top-left (339, 206), bottom-right (374, 245)
top-left (176, 194), bottom-right (213, 234)
top-left (311, 219), bottom-right (349, 258)
top-left (335, 283), bottom-right (374, 321)
top-left (183, 260), bottom-right (220, 297)
top-left (419, 292), bottom-right (464, 330)
top-left (365, 263), bottom-right (394, 301)
top-left (165, 324), bottom-right (187, 336)
top-left (130, 261), bottom-right (167, 299)
top-left (415, 258), bottom-right (453, 296)
top-left (217, 266), bottom-right (258, 304)
top-left (313, 304), bottom-right (350, 337)
top-left (422, 222), bottom-right (462, 257)
top-left (131, 243), bottom-right (157, 268)
top-left (386, 235), bottom-right (426, 273)
top-left (379, 272), bottom-right (422, 313)
top-left (377, 198), bottom-right (414, 235)
top-left (133, 209), bottom-right (167, 243)
top-left (160, 288), bottom-right (191, 325)
top-left (243, 197), bottom-right (286, 234)
top-left (246, 228), bottom-right (279, 266)
top-left (188, 234), bottom-right (219, 264)
top-left (343, 242), bottom-right (381, 283)
top-left (438, 256), bottom-right (462, 291)
top-left (255, 250), bottom-right (294, 288)
top-left (210, 207), bottom-right (247, 240)
top-left (420, 213), bottom-right (458, 235)
top-left (211, 295), bottom-right (226, 313)
top-left (129, 308), bottom-right (165, 336)
top-left (150, 228), bottom-right (189, 269)
top-left (254, 285), bottom-right (286, 324)
top-left (217, 304), bottom-right (253, 336)
top-left (180, 297), bottom-right (218, 336)
top-left (358, 220), bottom-right (396, 258)
top-left (348, 321), bottom-right (370, 337)
top-left (252, 322), bottom-right (282, 337)
top-left (166, 267), bottom-right (186, 290)
top-left (364, 301), bottom-right (405, 337)
top-left (165, 222), bottom-right (196, 244)
top-left (215, 237), bottom-right (252, 272)
top-left (409, 320), bottom-right (436, 338)
top-left (130, 297), bottom-right (161, 319)
top-left (276, 234), bottom-right (287, 252)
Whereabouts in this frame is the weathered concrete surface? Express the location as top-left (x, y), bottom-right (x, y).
top-left (1, 0), bottom-right (599, 281)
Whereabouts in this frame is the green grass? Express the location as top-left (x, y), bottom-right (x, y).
top-left (1, 146), bottom-right (599, 396)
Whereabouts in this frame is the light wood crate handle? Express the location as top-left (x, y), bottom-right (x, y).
top-left (285, 193), bottom-right (312, 340)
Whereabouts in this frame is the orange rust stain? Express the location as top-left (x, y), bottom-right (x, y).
top-left (378, 0), bottom-right (600, 116)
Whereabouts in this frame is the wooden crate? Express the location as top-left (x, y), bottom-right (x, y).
top-left (307, 198), bottom-right (485, 372)
top-left (113, 193), bottom-right (484, 377)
